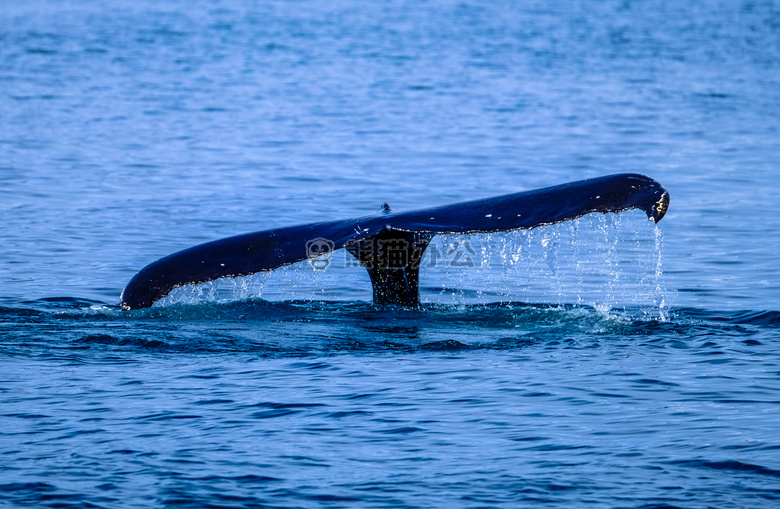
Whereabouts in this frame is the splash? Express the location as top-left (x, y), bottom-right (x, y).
top-left (420, 211), bottom-right (669, 319)
top-left (154, 212), bottom-right (669, 318)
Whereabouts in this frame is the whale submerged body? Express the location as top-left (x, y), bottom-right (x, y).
top-left (120, 173), bottom-right (669, 310)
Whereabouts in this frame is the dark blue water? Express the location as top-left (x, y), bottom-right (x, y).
top-left (2, 0), bottom-right (780, 507)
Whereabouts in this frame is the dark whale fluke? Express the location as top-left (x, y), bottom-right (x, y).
top-left (120, 173), bottom-right (669, 310)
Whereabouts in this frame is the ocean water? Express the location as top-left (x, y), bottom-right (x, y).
top-left (1, 0), bottom-right (780, 507)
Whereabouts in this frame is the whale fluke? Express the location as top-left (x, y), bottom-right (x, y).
top-left (120, 173), bottom-right (669, 310)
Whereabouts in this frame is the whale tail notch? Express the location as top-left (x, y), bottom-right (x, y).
top-left (345, 230), bottom-right (434, 307)
top-left (120, 173), bottom-right (669, 310)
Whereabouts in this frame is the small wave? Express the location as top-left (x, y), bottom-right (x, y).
top-left (668, 459), bottom-right (780, 478)
top-left (676, 307), bottom-right (780, 327)
top-left (20, 296), bottom-right (112, 310)
top-left (75, 334), bottom-right (164, 348)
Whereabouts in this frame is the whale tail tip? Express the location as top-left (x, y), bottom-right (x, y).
top-left (649, 191), bottom-right (670, 223)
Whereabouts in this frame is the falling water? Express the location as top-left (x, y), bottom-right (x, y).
top-left (156, 211), bottom-right (668, 318)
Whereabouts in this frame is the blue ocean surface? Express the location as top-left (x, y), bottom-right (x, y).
top-left (2, 0), bottom-right (780, 507)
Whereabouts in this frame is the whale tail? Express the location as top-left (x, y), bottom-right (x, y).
top-left (120, 173), bottom-right (669, 310)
